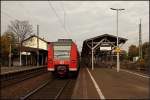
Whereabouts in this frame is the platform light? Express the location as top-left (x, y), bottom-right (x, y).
top-left (110, 8), bottom-right (125, 72)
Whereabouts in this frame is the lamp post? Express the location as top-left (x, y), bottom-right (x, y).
top-left (9, 43), bottom-right (11, 67)
top-left (8, 36), bottom-right (12, 67)
top-left (110, 8), bottom-right (125, 72)
top-left (37, 24), bottom-right (39, 67)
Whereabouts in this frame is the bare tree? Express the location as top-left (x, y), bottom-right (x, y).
top-left (8, 20), bottom-right (33, 42)
top-left (8, 20), bottom-right (33, 66)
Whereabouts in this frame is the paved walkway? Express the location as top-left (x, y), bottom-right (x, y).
top-left (89, 67), bottom-right (149, 99)
top-left (72, 67), bottom-right (149, 99)
top-left (72, 67), bottom-right (99, 99)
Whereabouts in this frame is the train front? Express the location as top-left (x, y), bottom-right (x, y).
top-left (48, 39), bottom-right (78, 77)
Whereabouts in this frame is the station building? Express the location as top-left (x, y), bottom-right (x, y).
top-left (13, 35), bottom-right (48, 66)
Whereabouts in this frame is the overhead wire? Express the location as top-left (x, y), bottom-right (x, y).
top-left (18, 2), bottom-right (38, 37)
top-left (61, 3), bottom-right (66, 32)
top-left (2, 3), bottom-right (23, 20)
top-left (60, 2), bottom-right (71, 34)
top-left (18, 2), bottom-right (31, 19)
top-left (48, 1), bottom-right (68, 34)
top-left (2, 2), bottom-right (70, 38)
top-left (1, 11), bottom-right (17, 20)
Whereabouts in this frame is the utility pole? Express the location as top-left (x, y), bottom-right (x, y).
top-left (8, 35), bottom-right (12, 67)
top-left (92, 40), bottom-right (94, 70)
top-left (116, 10), bottom-right (119, 72)
top-left (37, 25), bottom-right (39, 67)
top-left (110, 8), bottom-right (125, 72)
top-left (19, 36), bottom-right (22, 66)
top-left (9, 43), bottom-right (11, 67)
top-left (139, 19), bottom-right (142, 60)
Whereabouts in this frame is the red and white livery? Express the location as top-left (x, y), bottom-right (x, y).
top-left (48, 39), bottom-right (80, 77)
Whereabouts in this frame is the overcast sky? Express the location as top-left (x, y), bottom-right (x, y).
top-left (1, 1), bottom-right (149, 52)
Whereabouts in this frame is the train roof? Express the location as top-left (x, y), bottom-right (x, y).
top-left (51, 39), bottom-right (73, 46)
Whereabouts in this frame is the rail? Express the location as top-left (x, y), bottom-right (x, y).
top-left (0, 66), bottom-right (47, 88)
top-left (21, 79), bottom-right (71, 99)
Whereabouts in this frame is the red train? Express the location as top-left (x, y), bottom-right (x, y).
top-left (47, 39), bottom-right (80, 77)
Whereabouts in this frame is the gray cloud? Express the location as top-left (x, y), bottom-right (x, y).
top-left (1, 1), bottom-right (149, 52)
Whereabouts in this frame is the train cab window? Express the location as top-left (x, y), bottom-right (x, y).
top-left (54, 45), bottom-right (71, 60)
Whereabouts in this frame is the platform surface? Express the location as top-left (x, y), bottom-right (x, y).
top-left (0, 66), bottom-right (46, 75)
top-left (72, 67), bottom-right (149, 99)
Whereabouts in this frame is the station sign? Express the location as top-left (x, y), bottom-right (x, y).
top-left (100, 46), bottom-right (111, 51)
top-left (21, 52), bottom-right (31, 55)
top-left (115, 47), bottom-right (121, 53)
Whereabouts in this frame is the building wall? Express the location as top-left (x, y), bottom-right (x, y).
top-left (23, 37), bottom-right (47, 50)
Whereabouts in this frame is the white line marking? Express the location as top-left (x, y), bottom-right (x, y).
top-left (120, 69), bottom-right (149, 78)
top-left (86, 68), bottom-right (105, 99)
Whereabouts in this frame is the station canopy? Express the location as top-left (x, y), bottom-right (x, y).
top-left (81, 34), bottom-right (127, 57)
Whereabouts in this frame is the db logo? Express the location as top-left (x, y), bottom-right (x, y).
top-left (60, 61), bottom-right (64, 64)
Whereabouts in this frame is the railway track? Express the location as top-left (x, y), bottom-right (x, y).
top-left (1, 67), bottom-right (47, 88)
top-left (21, 78), bottom-right (75, 99)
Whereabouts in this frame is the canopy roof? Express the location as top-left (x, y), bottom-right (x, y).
top-left (81, 34), bottom-right (127, 57)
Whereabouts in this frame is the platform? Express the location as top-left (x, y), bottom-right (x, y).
top-left (72, 67), bottom-right (149, 99)
top-left (0, 66), bottom-right (46, 75)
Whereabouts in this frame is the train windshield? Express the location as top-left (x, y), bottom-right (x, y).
top-left (54, 45), bottom-right (71, 60)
